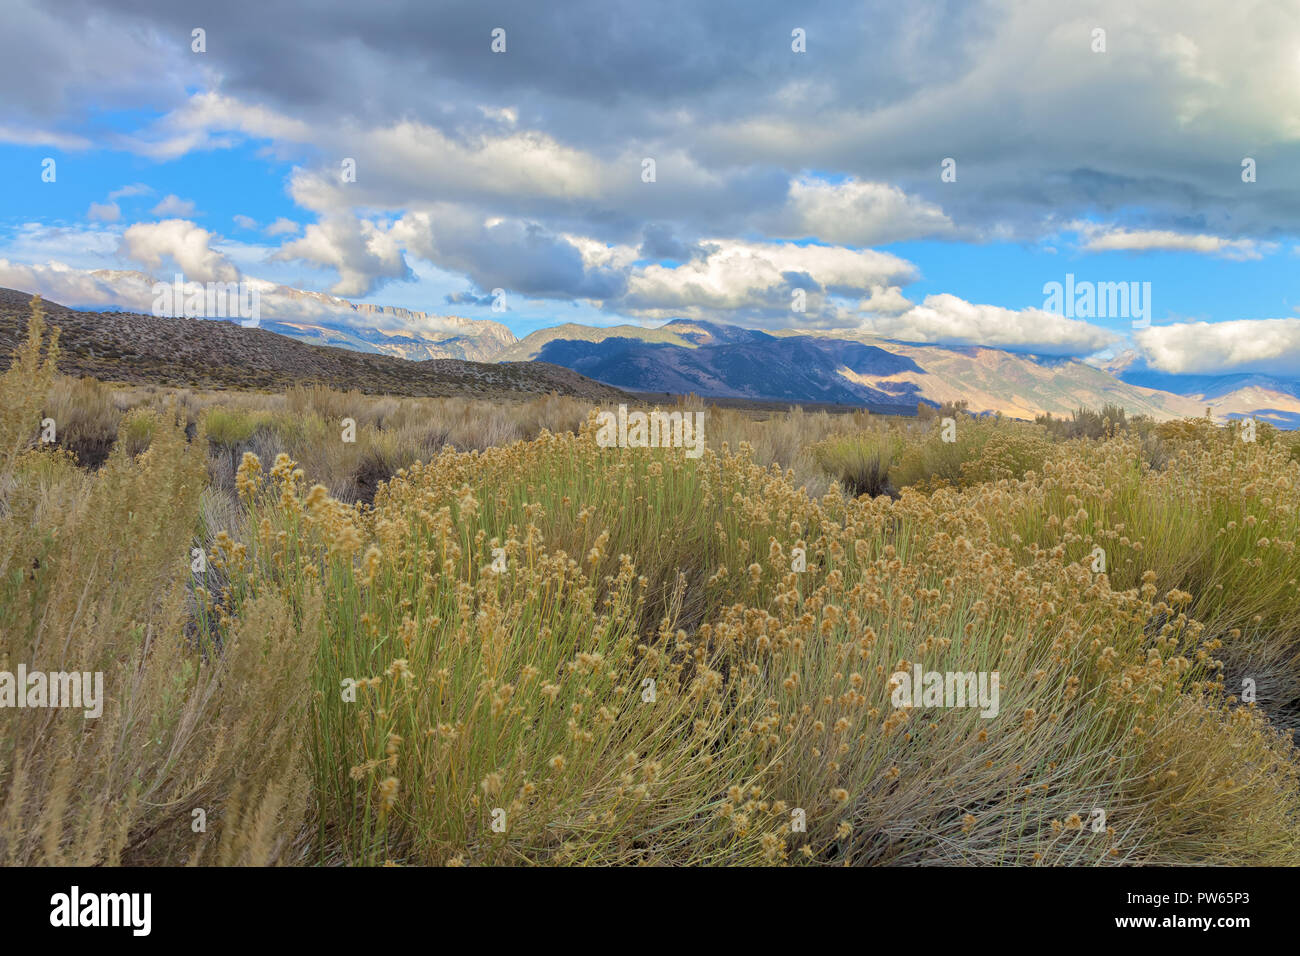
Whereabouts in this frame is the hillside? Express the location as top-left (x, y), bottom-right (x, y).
top-left (494, 322), bottom-right (706, 361)
top-left (0, 289), bottom-right (628, 401)
top-left (505, 320), bottom-right (917, 411)
top-left (75, 269), bottom-right (519, 362)
top-left (503, 319), bottom-right (1203, 420)
top-left (812, 333), bottom-right (1207, 421)
top-left (503, 318), bottom-right (1297, 426)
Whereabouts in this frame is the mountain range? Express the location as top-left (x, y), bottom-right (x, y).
top-left (499, 319), bottom-right (1300, 428)
top-left (5, 282), bottom-right (1298, 428)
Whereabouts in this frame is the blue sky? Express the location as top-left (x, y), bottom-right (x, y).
top-left (1, 0), bottom-right (1298, 376)
top-left (892, 239), bottom-right (1298, 329)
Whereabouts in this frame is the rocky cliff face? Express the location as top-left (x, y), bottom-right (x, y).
top-left (265, 286), bottom-right (518, 361)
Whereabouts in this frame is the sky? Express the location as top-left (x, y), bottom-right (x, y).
top-left (1, 0), bottom-right (1298, 376)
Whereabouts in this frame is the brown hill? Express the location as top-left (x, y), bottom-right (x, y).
top-left (0, 289), bottom-right (629, 401)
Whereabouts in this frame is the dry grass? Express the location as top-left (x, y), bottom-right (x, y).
top-left (5, 296), bottom-right (1300, 866)
top-left (0, 300), bottom-right (317, 865)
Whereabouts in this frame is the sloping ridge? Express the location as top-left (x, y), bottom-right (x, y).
top-left (0, 289), bottom-right (629, 401)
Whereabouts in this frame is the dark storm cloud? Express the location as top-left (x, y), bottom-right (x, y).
top-left (10, 0), bottom-right (1297, 240)
top-left (638, 224), bottom-right (714, 263)
top-left (68, 0), bottom-right (989, 123)
top-left (4, 0), bottom-right (1299, 329)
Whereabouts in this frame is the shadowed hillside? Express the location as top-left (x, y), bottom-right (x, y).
top-left (0, 289), bottom-right (629, 400)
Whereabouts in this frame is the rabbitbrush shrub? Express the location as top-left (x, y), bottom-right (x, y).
top-left (223, 412), bottom-right (1300, 865)
top-left (6, 298), bottom-right (1300, 866)
top-left (0, 299), bottom-right (319, 865)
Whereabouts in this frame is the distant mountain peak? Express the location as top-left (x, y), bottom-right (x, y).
top-left (61, 273), bottom-right (519, 363)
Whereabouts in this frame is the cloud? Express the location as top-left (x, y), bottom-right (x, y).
top-left (271, 214), bottom-right (411, 296)
top-left (1136, 318), bottom-right (1300, 375)
top-left (87, 184), bottom-right (160, 224)
top-left (9, 0), bottom-right (1300, 239)
top-left (857, 285), bottom-right (914, 316)
top-left (5, 0), bottom-right (1299, 355)
top-left (87, 201), bottom-right (120, 223)
top-left (861, 293), bottom-right (1118, 356)
top-left (285, 121), bottom-right (610, 218)
top-left (615, 240), bottom-right (918, 326)
top-left (151, 195), bottom-right (198, 217)
top-left (119, 220), bottom-right (239, 283)
top-left (232, 214), bottom-right (258, 230)
top-left (0, 260), bottom-right (161, 311)
top-left (108, 183), bottom-right (153, 201)
top-left (392, 210), bottom-right (626, 300)
top-left (638, 224), bottom-right (712, 263)
top-left (264, 217), bottom-right (301, 236)
top-left (117, 91), bottom-right (316, 161)
top-left (445, 290), bottom-right (496, 307)
top-left (0, 125), bottom-right (92, 149)
top-left (0, 258), bottom-right (484, 336)
top-left (0, 222), bottom-right (124, 269)
top-left (773, 177), bottom-right (957, 245)
top-left (0, 0), bottom-right (198, 133)
top-left (695, 3), bottom-right (1300, 238)
top-left (479, 106), bottom-right (518, 126)
top-left (1073, 224), bottom-right (1278, 260)
top-left (385, 210), bottom-right (919, 326)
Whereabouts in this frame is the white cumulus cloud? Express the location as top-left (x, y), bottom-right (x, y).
top-left (264, 217), bottom-right (301, 237)
top-left (618, 239), bottom-right (918, 325)
top-left (119, 219), bottom-right (239, 283)
top-left (1136, 318), bottom-right (1300, 375)
top-left (271, 214), bottom-right (410, 297)
top-left (862, 293), bottom-right (1118, 355)
top-left (776, 177), bottom-right (956, 245)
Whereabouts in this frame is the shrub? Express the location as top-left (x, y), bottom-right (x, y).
top-left (205, 407), bottom-right (270, 447)
top-left (892, 416), bottom-right (981, 489)
top-left (118, 408), bottom-right (157, 458)
top-left (812, 430), bottom-right (903, 497)
top-left (958, 424), bottom-right (1052, 484)
top-left (0, 300), bottom-right (318, 865)
top-left (43, 375), bottom-right (121, 468)
top-left (10, 312), bottom-right (1300, 867)
top-left (217, 419), bottom-right (1300, 865)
